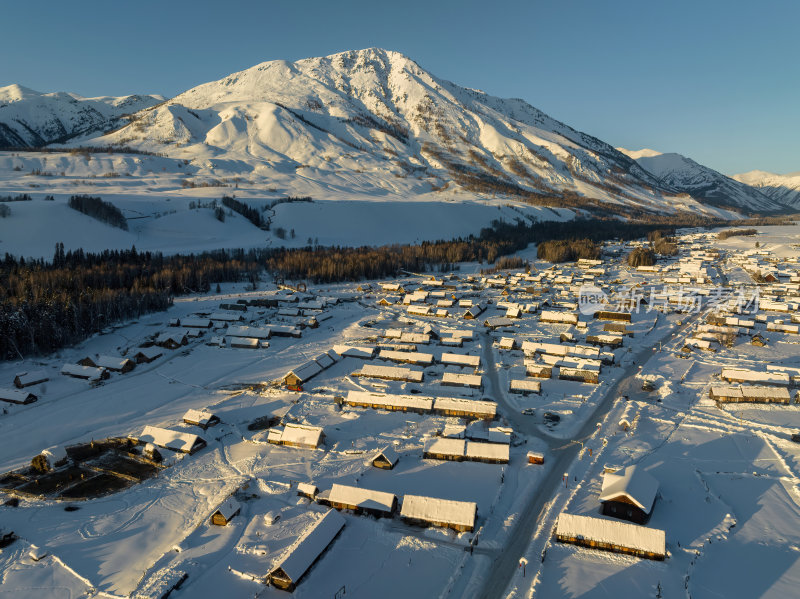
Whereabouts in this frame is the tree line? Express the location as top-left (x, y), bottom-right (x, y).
top-left (0, 245), bottom-right (262, 359)
top-left (67, 195), bottom-right (128, 230)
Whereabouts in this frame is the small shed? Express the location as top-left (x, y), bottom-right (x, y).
top-left (297, 482), bottom-right (319, 500)
top-left (371, 446), bottom-right (399, 469)
top-left (13, 370), bottom-right (49, 389)
top-left (527, 451), bottom-right (544, 465)
top-left (211, 497), bottom-right (242, 526)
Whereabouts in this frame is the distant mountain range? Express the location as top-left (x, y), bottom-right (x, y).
top-left (0, 49), bottom-right (795, 217)
top-left (732, 170), bottom-right (800, 209)
top-left (0, 84), bottom-right (162, 147)
top-left (617, 148), bottom-right (785, 213)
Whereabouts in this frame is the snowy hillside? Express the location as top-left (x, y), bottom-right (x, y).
top-left (618, 147), bottom-right (783, 212)
top-left (82, 48), bottom-right (720, 216)
top-left (0, 84), bottom-right (162, 147)
top-left (733, 170), bottom-right (800, 208)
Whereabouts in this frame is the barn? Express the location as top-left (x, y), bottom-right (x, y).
top-left (13, 370), bottom-right (49, 389)
top-left (327, 484), bottom-right (397, 518)
top-left (400, 495), bottom-right (477, 533)
top-left (555, 513), bottom-right (666, 560)
top-left (599, 465), bottom-right (659, 524)
top-left (211, 497), bottom-right (241, 526)
top-left (268, 510), bottom-right (346, 591)
top-left (371, 446), bottom-right (399, 469)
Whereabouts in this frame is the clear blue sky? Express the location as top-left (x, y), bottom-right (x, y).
top-left (3, 0), bottom-right (797, 175)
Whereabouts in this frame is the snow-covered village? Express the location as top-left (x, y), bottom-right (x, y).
top-left (2, 3), bottom-right (800, 598)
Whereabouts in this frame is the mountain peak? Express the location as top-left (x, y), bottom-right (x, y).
top-left (617, 147), bottom-right (663, 160)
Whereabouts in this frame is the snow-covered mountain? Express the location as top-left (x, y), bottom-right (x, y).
top-left (617, 148), bottom-right (783, 213)
top-left (0, 84), bottom-right (162, 147)
top-left (733, 170), bottom-right (800, 209)
top-left (80, 48), bottom-right (723, 216)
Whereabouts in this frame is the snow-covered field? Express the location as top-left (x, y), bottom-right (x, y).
top-left (1, 224), bottom-right (800, 598)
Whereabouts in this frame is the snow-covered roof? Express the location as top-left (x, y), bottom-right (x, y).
top-left (355, 364), bottom-right (424, 383)
top-left (540, 310), bottom-right (579, 324)
top-left (270, 510), bottom-right (345, 583)
top-left (214, 497), bottom-right (241, 520)
top-left (230, 337), bottom-right (260, 348)
top-left (183, 409), bottom-right (217, 426)
top-left (440, 353), bottom-right (480, 368)
top-left (14, 370), bottom-right (49, 386)
top-left (0, 388), bottom-right (37, 403)
top-left (720, 368), bottom-right (790, 386)
top-left (433, 397), bottom-right (496, 418)
top-left (226, 325), bottom-right (271, 339)
top-left (137, 425), bottom-right (205, 453)
top-left (372, 445), bottom-right (399, 466)
top-left (465, 441), bottom-right (509, 462)
top-left (510, 379), bottom-right (542, 393)
top-left (93, 355), bottom-right (133, 371)
top-left (556, 513), bottom-right (665, 557)
top-left (297, 482), bottom-right (318, 496)
top-left (333, 345), bottom-right (375, 359)
top-left (400, 494), bottom-right (477, 529)
top-left (280, 423), bottom-right (324, 448)
top-left (378, 349), bottom-right (434, 365)
top-left (181, 316), bottom-right (212, 328)
top-left (287, 360), bottom-right (322, 383)
top-left (328, 484), bottom-right (396, 513)
top-left (210, 311), bottom-right (244, 321)
top-left (135, 347), bottom-right (163, 360)
top-left (599, 465), bottom-right (659, 513)
top-left (346, 390), bottom-right (433, 412)
top-left (61, 363), bottom-right (106, 380)
top-left (441, 372), bottom-right (483, 388)
top-left (425, 437), bottom-right (466, 458)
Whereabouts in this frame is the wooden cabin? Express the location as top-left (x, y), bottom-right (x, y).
top-left (371, 446), bottom-right (399, 469)
top-left (155, 332), bottom-right (188, 349)
top-left (593, 311), bottom-right (632, 323)
top-left (79, 355), bottom-right (135, 373)
top-left (599, 465), bottom-right (659, 524)
top-left (400, 494), bottom-right (477, 533)
top-left (268, 423), bottom-right (324, 450)
top-left (268, 510), bottom-right (345, 591)
top-left (559, 367), bottom-right (600, 384)
top-left (132, 347), bottom-right (163, 364)
top-left (297, 482), bottom-right (319, 500)
top-left (183, 409), bottom-right (220, 430)
top-left (13, 370), bottom-right (49, 389)
top-left (0, 388), bottom-right (37, 404)
top-left (135, 425), bottom-right (206, 455)
top-left (344, 390), bottom-right (433, 414)
top-left (555, 513), bottom-right (665, 560)
top-left (211, 497), bottom-right (241, 526)
top-left (61, 363), bottom-right (110, 382)
top-left (327, 484), bottom-right (397, 518)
